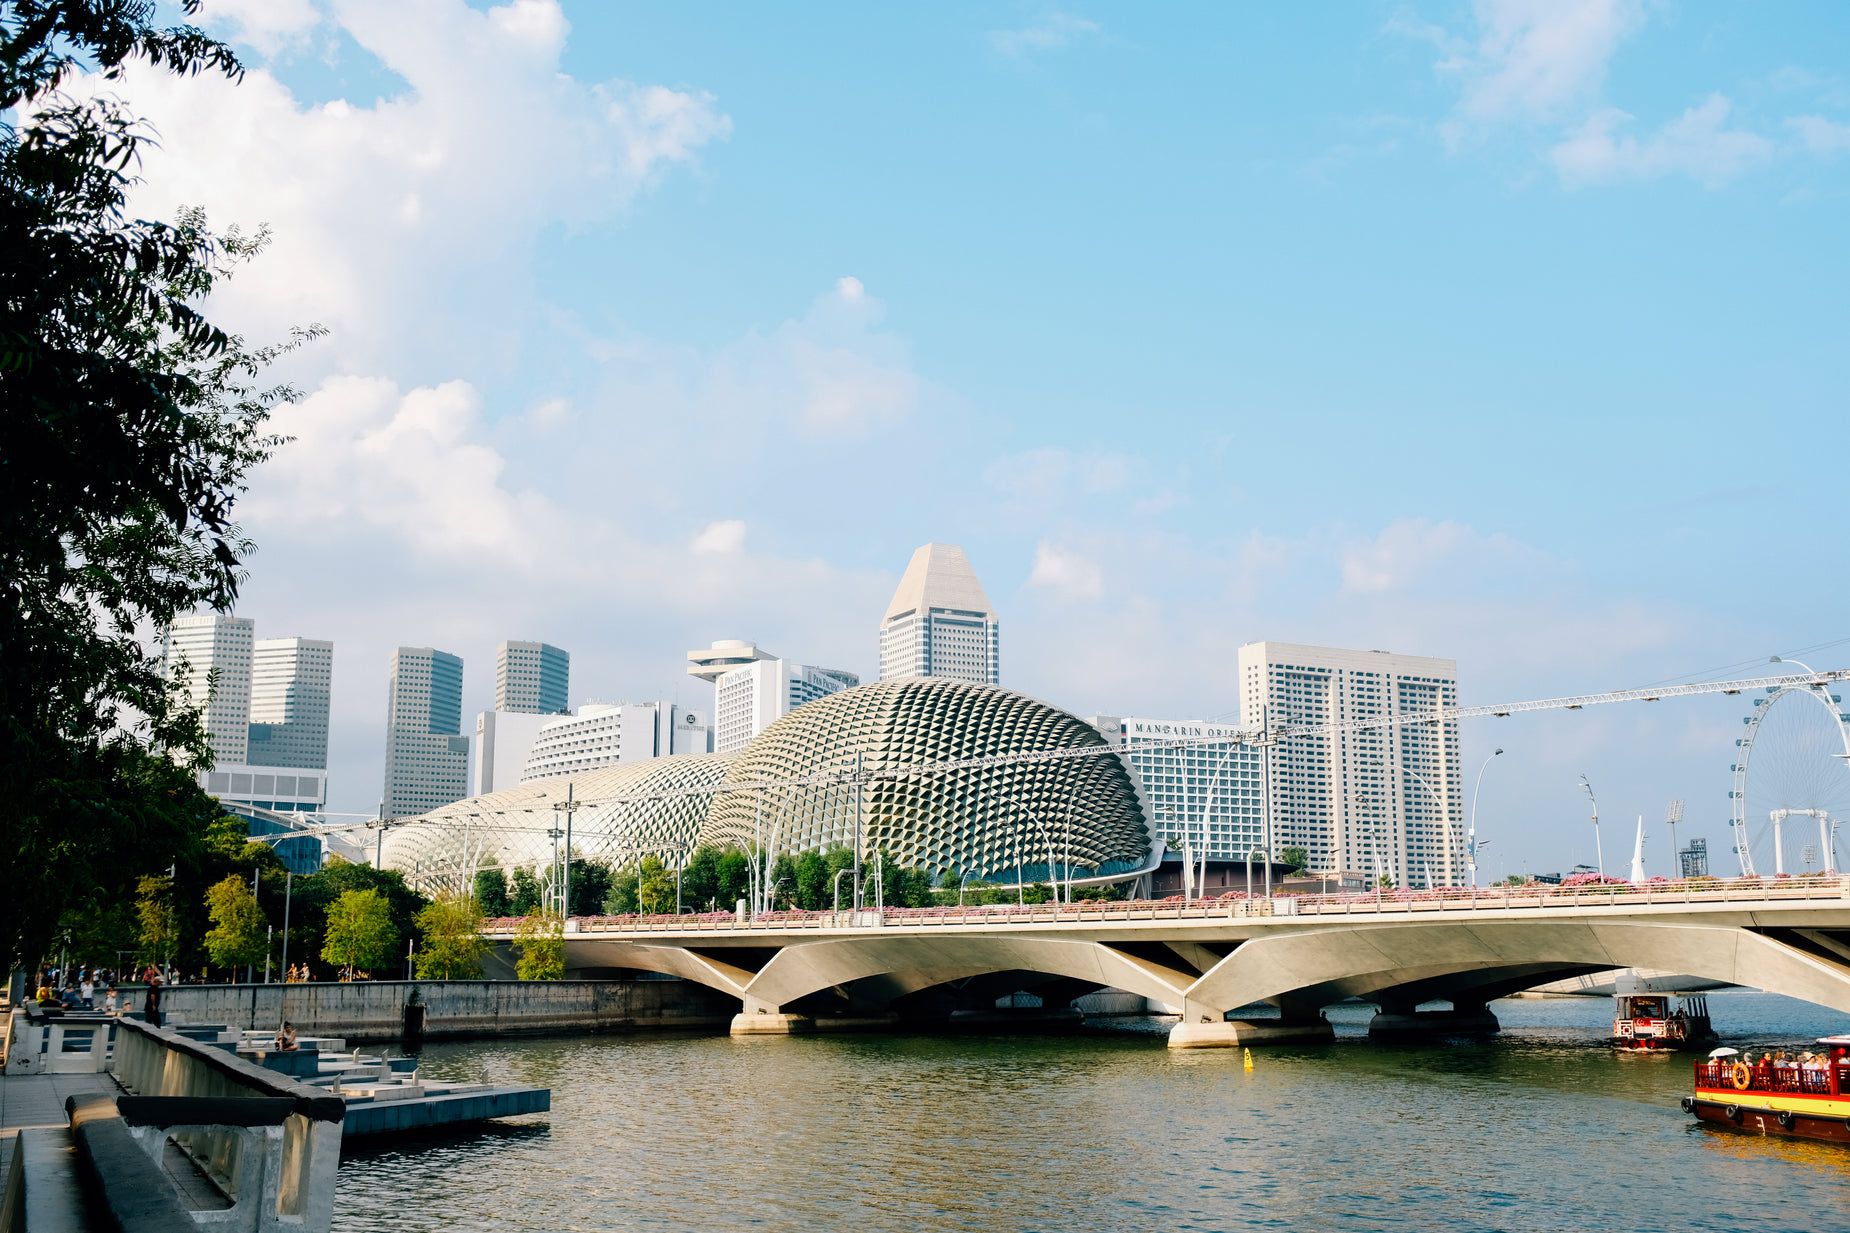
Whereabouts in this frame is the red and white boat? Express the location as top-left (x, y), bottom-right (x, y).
top-left (1685, 1036), bottom-right (1850, 1141)
top-left (1611, 991), bottom-right (1716, 1051)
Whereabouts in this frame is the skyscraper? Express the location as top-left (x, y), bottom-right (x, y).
top-left (247, 638), bottom-right (333, 770)
top-left (712, 659), bottom-right (858, 754)
top-left (382, 646), bottom-right (468, 819)
top-left (877, 543), bottom-right (999, 684)
top-left (494, 640), bottom-right (569, 714)
top-left (167, 614), bottom-right (330, 814)
top-left (1237, 641), bottom-right (1460, 886)
top-left (162, 613), bottom-right (255, 765)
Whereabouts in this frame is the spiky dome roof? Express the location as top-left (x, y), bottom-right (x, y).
top-left (702, 677), bottom-right (1150, 881)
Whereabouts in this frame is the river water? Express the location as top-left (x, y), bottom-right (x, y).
top-left (333, 991), bottom-right (1850, 1233)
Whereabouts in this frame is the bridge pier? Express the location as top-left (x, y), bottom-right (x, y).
top-left (1367, 1001), bottom-right (1500, 1040)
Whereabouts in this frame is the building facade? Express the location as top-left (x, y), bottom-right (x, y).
top-left (495, 640), bottom-right (569, 714)
top-left (1237, 641), bottom-right (1461, 887)
top-left (686, 639), bottom-right (778, 683)
top-left (167, 615), bottom-right (334, 815)
top-left (519, 702), bottom-right (711, 783)
top-left (382, 646), bottom-right (469, 819)
top-left (1089, 716), bottom-right (1263, 862)
top-left (472, 709), bottom-right (553, 796)
top-left (713, 659), bottom-right (859, 755)
top-left (163, 613), bottom-right (255, 766)
top-left (877, 543), bottom-right (999, 684)
top-left (247, 637), bottom-right (333, 770)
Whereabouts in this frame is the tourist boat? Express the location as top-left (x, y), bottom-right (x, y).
top-left (1684, 1037), bottom-right (1850, 1141)
top-left (1611, 991), bottom-right (1716, 1051)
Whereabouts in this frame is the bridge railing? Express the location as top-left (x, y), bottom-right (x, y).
top-left (481, 873), bottom-right (1850, 937)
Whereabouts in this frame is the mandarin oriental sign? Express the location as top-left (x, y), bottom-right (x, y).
top-left (1124, 719), bottom-right (1243, 741)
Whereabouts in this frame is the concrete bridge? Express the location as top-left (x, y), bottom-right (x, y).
top-left (485, 879), bottom-right (1850, 1047)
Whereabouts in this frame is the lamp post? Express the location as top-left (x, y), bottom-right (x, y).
top-left (1467, 748), bottom-right (1504, 889)
top-left (1580, 775), bottom-right (1603, 878)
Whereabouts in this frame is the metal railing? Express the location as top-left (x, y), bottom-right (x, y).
top-left (1696, 1059), bottom-right (1844, 1097)
top-left (480, 874), bottom-right (1850, 937)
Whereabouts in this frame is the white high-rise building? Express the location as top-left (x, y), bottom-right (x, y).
top-left (167, 615), bottom-right (331, 813)
top-left (495, 641), bottom-right (569, 714)
top-left (472, 710), bottom-right (553, 797)
top-left (383, 647), bottom-right (468, 819)
top-left (247, 638), bottom-right (333, 770)
top-left (1089, 717), bottom-right (1263, 861)
top-left (878, 543), bottom-right (999, 684)
top-left (163, 613), bottom-right (255, 765)
top-left (712, 659), bottom-right (859, 755)
top-left (519, 702), bottom-right (711, 782)
top-left (1237, 641), bottom-right (1461, 886)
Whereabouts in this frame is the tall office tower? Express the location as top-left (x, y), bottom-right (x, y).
top-left (162, 613), bottom-right (255, 765)
top-left (382, 646), bottom-right (468, 819)
top-left (1088, 717), bottom-right (1263, 861)
top-left (1237, 641), bottom-right (1460, 887)
top-left (494, 641), bottom-right (569, 714)
top-left (713, 660), bottom-right (859, 754)
top-left (247, 638), bottom-right (333, 770)
top-left (877, 543), bottom-right (999, 684)
top-left (519, 702), bottom-right (711, 782)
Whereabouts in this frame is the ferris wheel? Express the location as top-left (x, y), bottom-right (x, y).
top-left (1729, 662), bottom-right (1850, 876)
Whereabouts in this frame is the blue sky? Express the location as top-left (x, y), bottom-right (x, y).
top-left (100, 1), bottom-right (1850, 876)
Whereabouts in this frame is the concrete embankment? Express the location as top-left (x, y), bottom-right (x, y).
top-left (154, 979), bottom-right (739, 1043)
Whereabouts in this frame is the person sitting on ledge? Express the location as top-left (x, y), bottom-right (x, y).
top-left (275, 1021), bottom-right (298, 1051)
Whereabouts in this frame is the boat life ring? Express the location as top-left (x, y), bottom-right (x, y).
top-left (1777, 1110), bottom-right (1795, 1130)
top-left (1728, 1062), bottom-right (1752, 1090)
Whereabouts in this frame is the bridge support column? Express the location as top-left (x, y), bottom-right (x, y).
top-left (1368, 999), bottom-right (1500, 1040)
top-left (1167, 999), bottom-right (1335, 1049)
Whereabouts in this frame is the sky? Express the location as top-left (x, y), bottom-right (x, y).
top-left (76, 0), bottom-right (1850, 878)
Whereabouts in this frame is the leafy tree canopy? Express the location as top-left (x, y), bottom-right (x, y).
top-left (0, 0), bottom-right (315, 971)
top-left (203, 873), bottom-right (265, 976)
top-left (414, 894), bottom-right (488, 981)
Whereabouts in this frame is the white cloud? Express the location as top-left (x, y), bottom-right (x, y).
top-left (706, 278), bottom-right (919, 436)
top-left (1028, 541), bottom-right (1104, 600)
top-left (246, 375), bottom-right (558, 564)
top-left (691, 520), bottom-right (747, 554)
top-left (1431, 0), bottom-right (1645, 142)
top-left (989, 10), bottom-right (1101, 58)
top-left (1789, 114), bottom-right (1850, 154)
top-left (1341, 519), bottom-right (1479, 594)
top-left (81, 0), bottom-right (731, 377)
top-left (200, 0), bottom-right (322, 55)
top-left (985, 447), bottom-right (1135, 505)
top-left (1551, 95), bottom-right (1773, 188)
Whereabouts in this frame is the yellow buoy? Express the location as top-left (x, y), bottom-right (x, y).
top-left (1243, 1047), bottom-right (1254, 1071)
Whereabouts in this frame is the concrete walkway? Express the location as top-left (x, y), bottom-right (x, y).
top-left (0, 1072), bottom-right (119, 1178)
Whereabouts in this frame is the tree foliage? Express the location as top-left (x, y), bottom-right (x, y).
top-left (414, 894), bottom-right (488, 980)
top-left (134, 873), bottom-right (179, 967)
top-left (0, 0), bottom-right (315, 971)
top-left (509, 866), bottom-right (542, 916)
top-left (320, 888), bottom-right (399, 975)
top-left (1279, 846), bottom-right (1309, 875)
top-left (203, 874), bottom-right (265, 977)
top-left (473, 863), bottom-right (511, 918)
top-left (511, 911), bottom-right (563, 980)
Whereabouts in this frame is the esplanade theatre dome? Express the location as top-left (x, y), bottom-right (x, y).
top-left (703, 677), bottom-right (1151, 883)
top-left (386, 752), bottom-right (734, 888)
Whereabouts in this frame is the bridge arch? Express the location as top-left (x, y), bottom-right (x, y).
top-left (1183, 919), bottom-right (1850, 1018)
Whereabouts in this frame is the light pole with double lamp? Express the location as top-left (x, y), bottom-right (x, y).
top-left (1467, 749), bottom-right (1503, 889)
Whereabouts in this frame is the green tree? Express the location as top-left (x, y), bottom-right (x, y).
top-left (769, 854), bottom-right (799, 911)
top-left (567, 857), bottom-right (613, 917)
top-left (509, 866), bottom-right (542, 916)
top-left (288, 858), bottom-right (423, 981)
top-left (512, 912), bottom-right (563, 980)
top-left (320, 889), bottom-right (399, 977)
top-left (135, 874), bottom-right (180, 970)
top-left (0, 2), bottom-right (315, 973)
top-left (203, 875), bottom-right (266, 979)
top-left (1279, 846), bottom-right (1309, 875)
top-left (414, 895), bottom-right (489, 980)
top-left (794, 850), bottom-right (827, 911)
top-left (473, 864), bottom-right (511, 918)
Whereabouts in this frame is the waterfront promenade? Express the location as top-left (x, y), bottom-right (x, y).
top-left (483, 876), bottom-right (1850, 1046)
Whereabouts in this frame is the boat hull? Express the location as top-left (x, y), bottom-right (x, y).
top-left (1685, 1096), bottom-right (1850, 1143)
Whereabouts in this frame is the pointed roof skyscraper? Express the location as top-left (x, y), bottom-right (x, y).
top-left (878, 543), bottom-right (999, 684)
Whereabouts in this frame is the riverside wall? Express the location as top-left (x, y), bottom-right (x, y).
top-left (153, 978), bottom-right (740, 1043)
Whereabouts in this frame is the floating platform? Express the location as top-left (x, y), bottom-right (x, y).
top-left (341, 1082), bottom-right (550, 1136)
